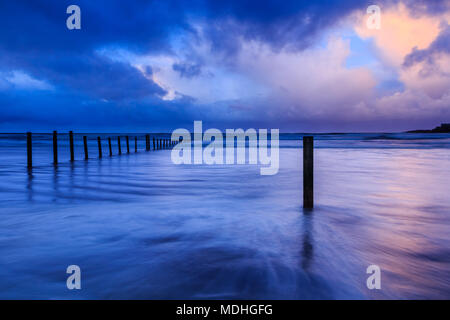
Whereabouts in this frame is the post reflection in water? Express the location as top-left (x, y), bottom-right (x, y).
top-left (301, 211), bottom-right (314, 271)
top-left (52, 165), bottom-right (59, 202)
top-left (26, 168), bottom-right (33, 202)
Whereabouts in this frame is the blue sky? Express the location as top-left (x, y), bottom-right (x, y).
top-left (0, 0), bottom-right (449, 132)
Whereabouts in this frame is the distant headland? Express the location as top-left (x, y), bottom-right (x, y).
top-left (407, 123), bottom-right (450, 133)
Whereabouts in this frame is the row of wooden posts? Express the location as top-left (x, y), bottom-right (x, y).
top-left (26, 131), bottom-right (178, 168)
top-left (25, 132), bottom-right (314, 209)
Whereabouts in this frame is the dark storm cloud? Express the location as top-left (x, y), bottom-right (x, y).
top-left (1, 50), bottom-right (166, 101)
top-left (1, 0), bottom-right (446, 131)
top-left (0, 0), bottom-right (372, 128)
top-left (0, 0), bottom-right (373, 55)
top-left (0, 0), bottom-right (189, 54)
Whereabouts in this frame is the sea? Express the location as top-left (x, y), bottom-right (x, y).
top-left (0, 132), bottom-right (449, 299)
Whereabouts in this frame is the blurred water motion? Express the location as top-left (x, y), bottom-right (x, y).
top-left (0, 133), bottom-right (449, 299)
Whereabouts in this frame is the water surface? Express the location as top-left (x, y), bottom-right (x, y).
top-left (0, 133), bottom-right (449, 299)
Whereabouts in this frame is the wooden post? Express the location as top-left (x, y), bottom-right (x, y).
top-left (145, 134), bottom-right (149, 151)
top-left (118, 136), bottom-right (122, 155)
top-left (53, 131), bottom-right (58, 165)
top-left (69, 131), bottom-right (74, 162)
top-left (135, 137), bottom-right (138, 152)
top-left (26, 132), bottom-right (32, 168)
top-left (153, 137), bottom-right (156, 150)
top-left (108, 137), bottom-right (112, 156)
top-left (83, 136), bottom-right (88, 160)
top-left (303, 136), bottom-right (314, 209)
top-left (126, 136), bottom-right (130, 154)
top-left (159, 139), bottom-right (162, 149)
top-left (97, 137), bottom-right (102, 158)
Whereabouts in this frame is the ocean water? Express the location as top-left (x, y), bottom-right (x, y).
top-left (0, 132), bottom-right (449, 299)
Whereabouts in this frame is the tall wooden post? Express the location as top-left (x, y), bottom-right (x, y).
top-left (53, 131), bottom-right (58, 165)
top-left (108, 137), bottom-right (112, 156)
top-left (118, 136), bottom-right (122, 155)
top-left (135, 137), bottom-right (138, 152)
top-left (83, 136), bottom-right (88, 160)
top-left (153, 137), bottom-right (156, 150)
top-left (69, 131), bottom-right (74, 162)
top-left (145, 134), bottom-right (150, 151)
top-left (303, 136), bottom-right (314, 209)
top-left (26, 132), bottom-right (32, 169)
top-left (126, 136), bottom-right (130, 154)
top-left (97, 137), bottom-right (102, 158)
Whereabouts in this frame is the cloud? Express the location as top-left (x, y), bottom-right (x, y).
top-left (394, 20), bottom-right (450, 100)
top-left (1, 50), bottom-right (166, 102)
top-left (0, 71), bottom-right (53, 91)
top-left (232, 37), bottom-right (377, 119)
top-left (172, 62), bottom-right (203, 78)
top-left (347, 2), bottom-right (450, 128)
top-left (0, 1), bottom-right (368, 55)
top-left (0, 0), bottom-right (449, 132)
top-left (354, 2), bottom-right (443, 67)
top-left (403, 24), bottom-right (450, 67)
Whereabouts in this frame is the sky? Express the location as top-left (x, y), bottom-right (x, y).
top-left (0, 0), bottom-right (449, 132)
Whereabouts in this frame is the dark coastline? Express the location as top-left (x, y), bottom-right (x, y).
top-left (407, 123), bottom-right (450, 133)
